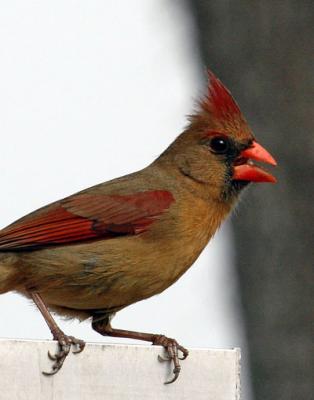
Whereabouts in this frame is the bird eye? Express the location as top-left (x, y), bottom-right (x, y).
top-left (209, 136), bottom-right (229, 154)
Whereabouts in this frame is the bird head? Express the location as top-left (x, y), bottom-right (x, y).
top-left (163, 69), bottom-right (276, 202)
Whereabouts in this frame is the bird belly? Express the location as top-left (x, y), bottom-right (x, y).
top-left (14, 226), bottom-right (211, 317)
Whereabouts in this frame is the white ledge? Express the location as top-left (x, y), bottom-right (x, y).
top-left (0, 339), bottom-right (240, 399)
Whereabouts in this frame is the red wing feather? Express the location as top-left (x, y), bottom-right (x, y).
top-left (0, 190), bottom-right (174, 250)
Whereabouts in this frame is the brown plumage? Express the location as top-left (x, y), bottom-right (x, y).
top-left (0, 70), bottom-right (276, 383)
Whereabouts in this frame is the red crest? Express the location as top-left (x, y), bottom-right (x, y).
top-left (201, 69), bottom-right (242, 119)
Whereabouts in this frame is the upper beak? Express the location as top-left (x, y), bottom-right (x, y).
top-left (233, 141), bottom-right (277, 183)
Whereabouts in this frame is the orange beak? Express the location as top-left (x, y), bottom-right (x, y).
top-left (233, 141), bottom-right (277, 183)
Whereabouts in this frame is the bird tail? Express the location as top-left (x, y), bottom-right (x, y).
top-left (0, 254), bottom-right (18, 294)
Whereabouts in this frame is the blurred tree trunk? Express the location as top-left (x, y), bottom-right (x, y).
top-left (185, 1), bottom-right (313, 399)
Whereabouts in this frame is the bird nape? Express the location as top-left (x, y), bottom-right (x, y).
top-left (0, 69), bottom-right (276, 384)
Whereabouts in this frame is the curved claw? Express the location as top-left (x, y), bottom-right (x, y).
top-left (47, 347), bottom-right (69, 361)
top-left (72, 343), bottom-right (85, 354)
top-left (47, 350), bottom-right (57, 361)
top-left (152, 335), bottom-right (188, 384)
top-left (44, 349), bottom-right (67, 375)
top-left (42, 367), bottom-right (59, 376)
top-left (158, 354), bottom-right (170, 362)
top-left (164, 367), bottom-right (181, 385)
top-left (72, 347), bottom-right (83, 355)
top-left (178, 351), bottom-right (189, 360)
top-left (42, 336), bottom-right (85, 377)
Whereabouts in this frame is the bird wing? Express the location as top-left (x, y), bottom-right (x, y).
top-left (0, 190), bottom-right (174, 250)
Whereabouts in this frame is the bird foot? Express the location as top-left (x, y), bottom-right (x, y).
top-left (153, 335), bottom-right (189, 384)
top-left (43, 333), bottom-right (85, 376)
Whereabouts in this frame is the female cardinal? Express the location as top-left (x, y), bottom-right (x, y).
top-left (0, 70), bottom-right (276, 384)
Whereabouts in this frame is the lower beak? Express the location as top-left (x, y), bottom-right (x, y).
top-left (233, 141), bottom-right (277, 183)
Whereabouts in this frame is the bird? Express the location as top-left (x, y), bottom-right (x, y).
top-left (0, 69), bottom-right (276, 384)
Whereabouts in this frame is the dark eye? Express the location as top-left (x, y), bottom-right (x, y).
top-left (209, 136), bottom-right (229, 154)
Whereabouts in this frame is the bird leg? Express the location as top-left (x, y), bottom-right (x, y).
top-left (30, 292), bottom-right (85, 375)
top-left (92, 318), bottom-right (188, 384)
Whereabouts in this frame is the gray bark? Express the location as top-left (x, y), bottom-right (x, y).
top-left (185, 1), bottom-right (314, 399)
